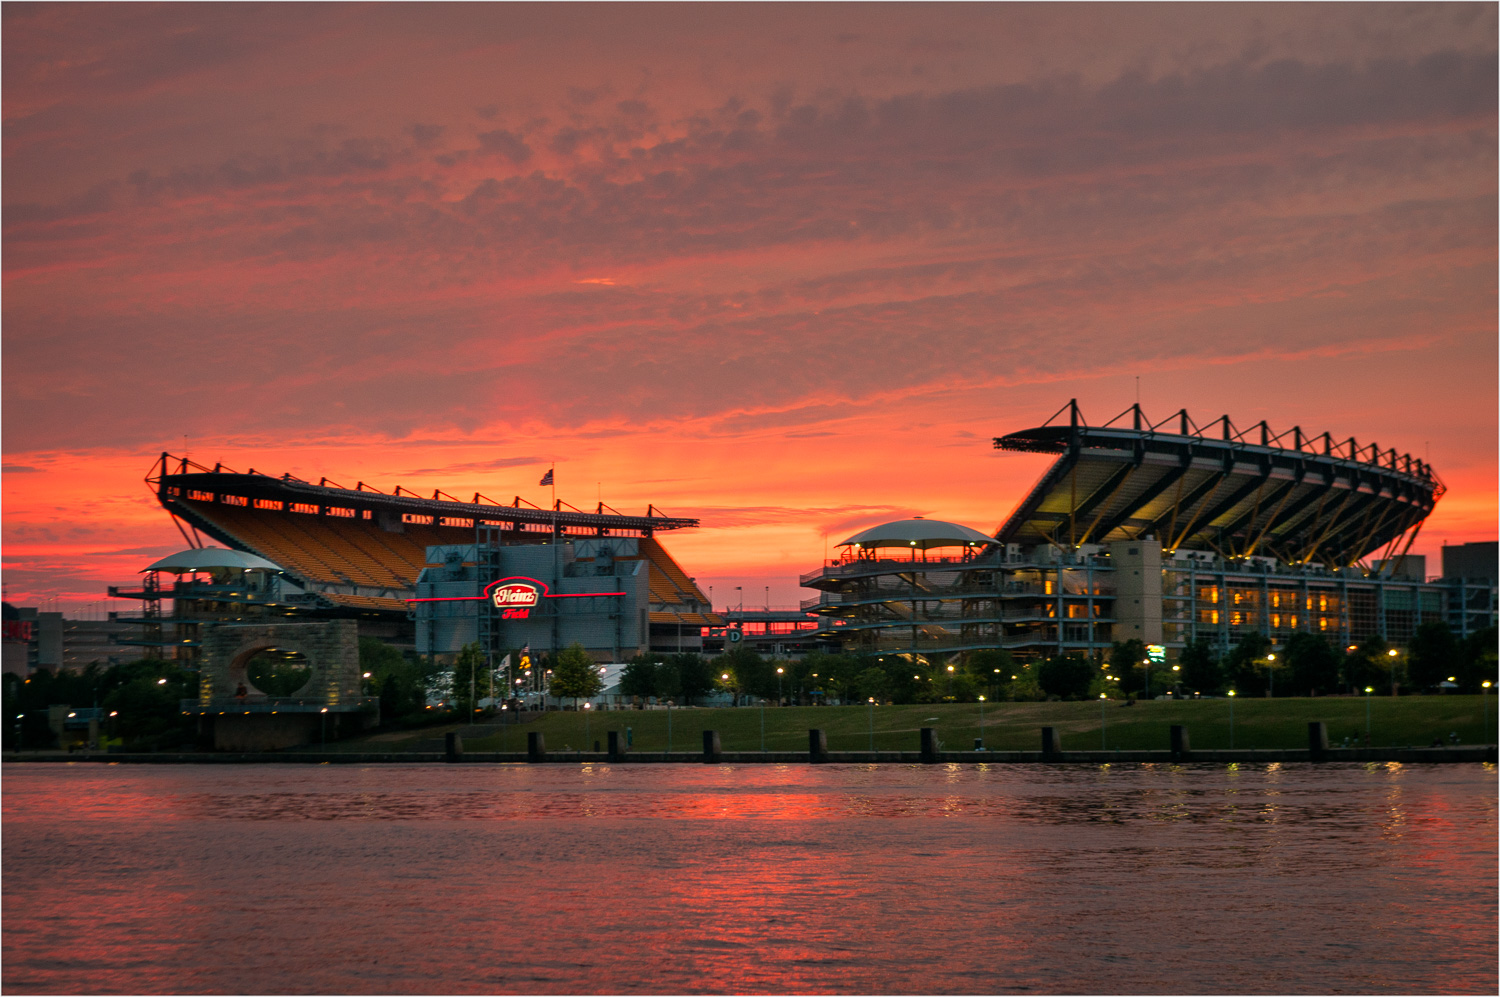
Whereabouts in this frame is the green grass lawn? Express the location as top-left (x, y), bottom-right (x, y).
top-left (404, 695), bottom-right (1497, 754)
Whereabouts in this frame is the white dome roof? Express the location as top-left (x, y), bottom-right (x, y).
top-left (143, 546), bottom-right (285, 574)
top-left (837, 518), bottom-right (996, 551)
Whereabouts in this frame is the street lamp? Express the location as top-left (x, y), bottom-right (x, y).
top-left (977, 695), bottom-right (985, 750)
top-left (776, 666), bottom-right (784, 706)
top-left (868, 697), bottom-right (876, 751)
top-left (1364, 685), bottom-right (1374, 744)
top-left (1100, 693), bottom-right (1107, 749)
top-left (1266, 653), bottom-right (1275, 698)
top-left (1483, 680), bottom-right (1493, 729)
top-left (1387, 648), bottom-right (1399, 697)
top-left (1227, 689), bottom-right (1236, 749)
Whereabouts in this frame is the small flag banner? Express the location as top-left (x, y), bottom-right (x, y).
top-left (539, 469), bottom-right (554, 486)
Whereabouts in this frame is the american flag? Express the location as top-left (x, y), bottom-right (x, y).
top-left (539, 468), bottom-right (554, 486)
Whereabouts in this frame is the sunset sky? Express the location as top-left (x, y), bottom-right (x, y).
top-left (4, 3), bottom-right (1496, 614)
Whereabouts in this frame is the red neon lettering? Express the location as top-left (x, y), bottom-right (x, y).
top-left (491, 583), bottom-right (541, 608)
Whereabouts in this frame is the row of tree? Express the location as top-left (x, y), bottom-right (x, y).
top-left (1163, 624), bottom-right (1497, 698)
top-left (6, 622), bottom-right (1493, 747)
top-left (1, 639), bottom-right (443, 750)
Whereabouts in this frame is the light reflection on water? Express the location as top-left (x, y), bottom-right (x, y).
top-left (3, 762), bottom-right (1495, 995)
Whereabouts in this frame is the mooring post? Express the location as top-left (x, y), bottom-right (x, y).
top-left (809, 728), bottom-right (828, 763)
top-left (527, 730), bottom-right (546, 763)
top-left (607, 730), bottom-right (624, 762)
top-left (1170, 724), bottom-right (1190, 761)
top-left (1041, 726), bottom-right (1062, 758)
top-left (920, 726), bottom-right (939, 763)
top-left (1308, 721), bottom-right (1329, 761)
top-left (445, 732), bottom-right (463, 762)
top-left (702, 729), bottom-right (722, 763)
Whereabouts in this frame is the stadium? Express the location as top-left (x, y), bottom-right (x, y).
top-left (112, 454), bottom-right (721, 676)
top-left (802, 401), bottom-right (1494, 662)
top-left (102, 402), bottom-right (1496, 686)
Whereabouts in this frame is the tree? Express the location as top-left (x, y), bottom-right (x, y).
top-left (670, 653), bottom-right (715, 705)
top-left (1038, 654), bottom-right (1094, 700)
top-left (1008, 662), bottom-right (1044, 701)
top-left (854, 666), bottom-right (891, 703)
top-left (718, 646), bottom-right (771, 700)
top-left (799, 651), bottom-right (860, 704)
top-left (96, 659), bottom-right (195, 750)
top-left (1407, 622), bottom-right (1459, 693)
top-left (360, 638), bottom-right (425, 720)
top-left (620, 655), bottom-right (660, 700)
top-left (966, 648), bottom-right (1016, 700)
top-left (1224, 632), bottom-right (1273, 696)
top-left (1108, 639), bottom-right (1148, 696)
top-left (548, 643), bottom-right (603, 708)
top-left (1178, 639), bottom-right (1221, 695)
top-left (452, 642), bottom-right (487, 717)
top-left (1343, 638), bottom-right (1388, 694)
top-left (1284, 633), bottom-right (1340, 697)
top-left (1458, 626), bottom-right (1497, 693)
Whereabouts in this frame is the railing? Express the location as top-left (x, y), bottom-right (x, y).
top-left (802, 556), bottom-right (1114, 587)
top-left (801, 584), bottom-right (1106, 610)
top-left (842, 627), bottom-right (1060, 652)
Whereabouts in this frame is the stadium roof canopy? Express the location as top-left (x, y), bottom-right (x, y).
top-left (839, 518), bottom-right (997, 551)
top-left (143, 546), bottom-right (284, 574)
top-left (993, 400), bottom-right (1444, 568)
top-left (148, 453), bottom-right (699, 536)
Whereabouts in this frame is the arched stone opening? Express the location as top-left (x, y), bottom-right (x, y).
top-left (229, 643), bottom-right (317, 699)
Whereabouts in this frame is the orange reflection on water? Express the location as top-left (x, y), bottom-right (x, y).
top-left (4, 762), bottom-right (1496, 995)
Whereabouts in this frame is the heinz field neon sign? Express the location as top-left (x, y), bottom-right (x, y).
top-left (407, 576), bottom-right (625, 619)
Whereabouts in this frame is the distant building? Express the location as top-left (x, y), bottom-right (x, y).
top-left (1440, 541), bottom-right (1498, 638)
top-left (1, 603), bottom-right (145, 675)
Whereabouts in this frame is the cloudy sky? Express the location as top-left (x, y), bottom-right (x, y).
top-left (4, 2), bottom-right (1495, 611)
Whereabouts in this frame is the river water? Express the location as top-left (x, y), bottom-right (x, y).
top-left (3, 762), bottom-right (1495, 994)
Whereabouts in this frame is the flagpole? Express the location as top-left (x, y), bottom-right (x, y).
top-left (549, 461), bottom-right (558, 683)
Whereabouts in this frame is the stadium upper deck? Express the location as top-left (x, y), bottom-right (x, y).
top-left (147, 453), bottom-right (707, 619)
top-left (994, 400), bottom-right (1443, 569)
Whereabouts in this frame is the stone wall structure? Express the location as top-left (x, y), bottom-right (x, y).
top-left (194, 620), bottom-right (371, 750)
top-left (197, 620), bottom-right (360, 706)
